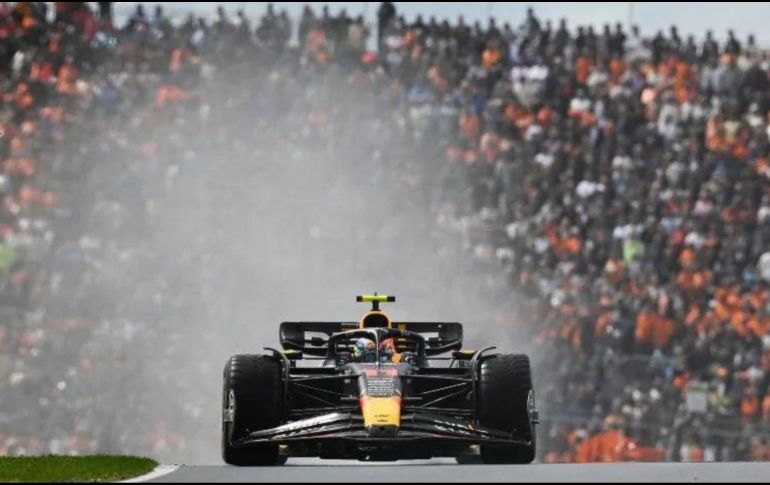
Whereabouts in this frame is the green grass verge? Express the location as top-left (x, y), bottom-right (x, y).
top-left (0, 456), bottom-right (158, 483)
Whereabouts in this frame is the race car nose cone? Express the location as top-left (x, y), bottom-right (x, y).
top-left (366, 424), bottom-right (399, 438)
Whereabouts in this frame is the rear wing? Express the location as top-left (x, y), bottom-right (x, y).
top-left (279, 321), bottom-right (463, 357)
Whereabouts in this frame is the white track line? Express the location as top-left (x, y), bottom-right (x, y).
top-left (119, 465), bottom-right (180, 483)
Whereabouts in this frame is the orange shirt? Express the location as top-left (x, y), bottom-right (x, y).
top-left (14, 84), bottom-right (34, 110)
top-left (749, 289), bottom-right (768, 310)
top-left (635, 310), bottom-right (655, 344)
top-left (725, 288), bottom-right (742, 308)
top-left (684, 305), bottom-right (701, 328)
top-left (674, 61), bottom-right (691, 89)
top-left (741, 395), bottom-right (759, 421)
top-left (691, 270), bottom-right (711, 290)
top-left (575, 430), bottom-right (629, 463)
top-left (18, 185), bottom-right (40, 206)
top-left (762, 395), bottom-right (770, 422)
top-left (155, 85), bottom-right (189, 108)
top-left (564, 237), bottom-right (582, 255)
top-left (733, 143), bottom-right (749, 161)
top-left (729, 310), bottom-right (750, 338)
top-left (536, 107), bottom-right (553, 126)
top-left (169, 48), bottom-right (188, 73)
top-left (679, 248), bottom-right (695, 268)
top-left (652, 316), bottom-right (674, 349)
top-left (3, 158), bottom-right (36, 177)
top-left (747, 317), bottom-right (770, 339)
top-left (673, 371), bottom-right (691, 390)
top-left (595, 312), bottom-right (613, 337)
top-left (575, 56), bottom-right (593, 84)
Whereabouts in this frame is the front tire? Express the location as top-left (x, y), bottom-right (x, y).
top-left (477, 354), bottom-right (537, 464)
top-left (222, 354), bottom-right (284, 466)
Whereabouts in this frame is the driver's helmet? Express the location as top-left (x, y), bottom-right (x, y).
top-left (380, 338), bottom-right (396, 361)
top-left (353, 337), bottom-right (397, 363)
top-left (353, 338), bottom-right (376, 362)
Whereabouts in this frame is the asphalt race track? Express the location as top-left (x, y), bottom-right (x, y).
top-left (146, 460), bottom-right (770, 483)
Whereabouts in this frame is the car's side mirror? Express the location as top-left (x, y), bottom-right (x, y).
top-left (310, 336), bottom-right (326, 347)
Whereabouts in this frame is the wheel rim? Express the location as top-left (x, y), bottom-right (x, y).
top-left (526, 389), bottom-right (537, 432)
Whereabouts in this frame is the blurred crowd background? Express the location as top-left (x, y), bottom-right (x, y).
top-left (2, 1), bottom-right (770, 463)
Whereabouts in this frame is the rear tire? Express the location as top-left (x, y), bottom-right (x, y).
top-left (477, 354), bottom-right (536, 464)
top-left (222, 354), bottom-right (284, 466)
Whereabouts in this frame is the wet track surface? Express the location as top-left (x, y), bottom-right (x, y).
top-left (147, 460), bottom-right (770, 483)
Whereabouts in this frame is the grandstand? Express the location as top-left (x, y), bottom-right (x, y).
top-left (1, 1), bottom-right (770, 463)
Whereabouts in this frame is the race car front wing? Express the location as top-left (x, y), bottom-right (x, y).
top-left (231, 412), bottom-right (533, 448)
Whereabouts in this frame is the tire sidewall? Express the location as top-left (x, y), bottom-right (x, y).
top-left (221, 354), bottom-right (283, 466)
top-left (477, 354), bottom-right (536, 464)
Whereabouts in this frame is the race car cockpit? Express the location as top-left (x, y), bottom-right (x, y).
top-left (352, 337), bottom-right (397, 363)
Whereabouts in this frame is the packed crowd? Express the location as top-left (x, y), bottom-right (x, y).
top-left (409, 8), bottom-right (770, 462)
top-left (391, 5), bottom-right (770, 462)
top-left (2, 1), bottom-right (770, 463)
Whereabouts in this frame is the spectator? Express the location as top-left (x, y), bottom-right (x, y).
top-left (377, 2), bottom-right (396, 51)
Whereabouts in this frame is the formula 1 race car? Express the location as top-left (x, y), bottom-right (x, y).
top-left (221, 294), bottom-right (538, 465)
